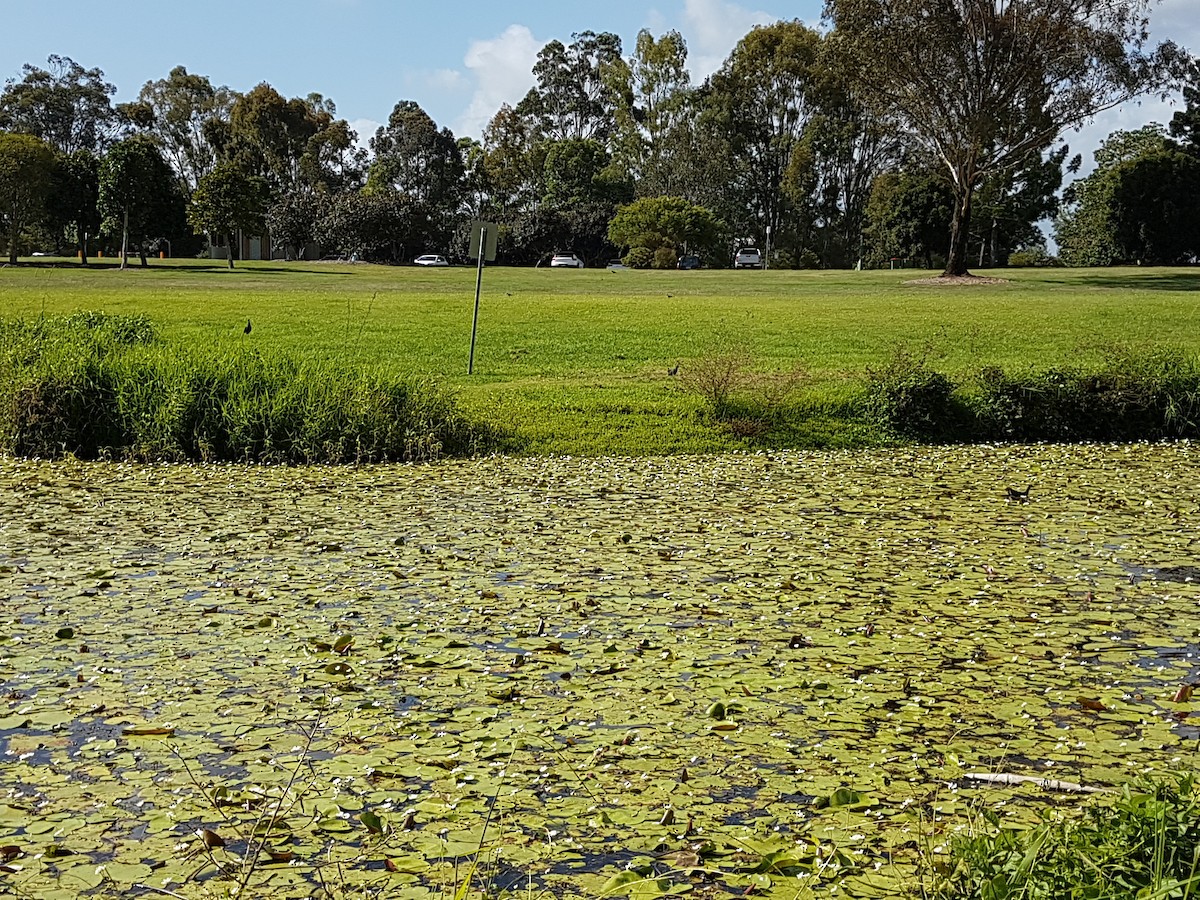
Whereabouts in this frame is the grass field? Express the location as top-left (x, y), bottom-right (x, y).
top-left (3, 258), bottom-right (1199, 455)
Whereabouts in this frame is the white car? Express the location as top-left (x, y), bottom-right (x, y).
top-left (606, 259), bottom-right (629, 271)
top-left (414, 254), bottom-right (449, 266)
top-left (550, 253), bottom-right (584, 268)
top-left (734, 247), bottom-right (762, 269)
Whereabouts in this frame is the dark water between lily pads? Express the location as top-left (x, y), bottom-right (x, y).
top-left (2, 444), bottom-right (1199, 899)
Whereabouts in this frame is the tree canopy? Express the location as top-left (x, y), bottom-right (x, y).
top-left (824, 0), bottom-right (1182, 275)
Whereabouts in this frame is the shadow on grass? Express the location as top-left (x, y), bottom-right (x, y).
top-left (5, 260), bottom-right (352, 276)
top-left (1069, 270), bottom-right (1200, 291)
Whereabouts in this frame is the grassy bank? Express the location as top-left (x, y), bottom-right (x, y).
top-left (2, 259), bottom-right (1199, 455)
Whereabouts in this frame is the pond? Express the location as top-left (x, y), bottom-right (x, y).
top-left (2, 444), bottom-right (1198, 899)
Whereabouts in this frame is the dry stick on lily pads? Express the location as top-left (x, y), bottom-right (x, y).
top-left (963, 773), bottom-right (1116, 794)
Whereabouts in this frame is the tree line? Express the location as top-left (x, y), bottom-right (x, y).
top-left (0, 3), bottom-right (1192, 273)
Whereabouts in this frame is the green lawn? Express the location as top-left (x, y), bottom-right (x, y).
top-left (3, 258), bottom-right (1198, 454)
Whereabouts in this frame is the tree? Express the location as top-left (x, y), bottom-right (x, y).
top-left (100, 135), bottom-right (187, 268)
top-left (608, 196), bottom-right (724, 264)
top-left (367, 101), bottom-right (463, 211)
top-left (609, 30), bottom-right (694, 195)
top-left (188, 162), bottom-right (269, 269)
top-left (527, 32), bottom-right (624, 143)
top-left (703, 21), bottom-right (825, 257)
top-left (1055, 125), bottom-right (1173, 265)
top-left (1169, 55), bottom-right (1200, 154)
top-left (862, 172), bottom-right (955, 268)
top-left (0, 55), bottom-right (119, 155)
top-left (0, 133), bottom-right (56, 264)
top-left (134, 66), bottom-right (236, 190)
top-left (1109, 149), bottom-right (1200, 263)
top-left (315, 191), bottom-right (425, 263)
top-left (825, 0), bottom-right (1181, 276)
top-left (47, 150), bottom-right (101, 264)
top-left (542, 138), bottom-right (630, 206)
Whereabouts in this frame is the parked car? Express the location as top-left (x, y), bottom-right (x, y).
top-left (606, 259), bottom-right (630, 271)
top-left (550, 253), bottom-right (585, 268)
top-left (414, 254), bottom-right (449, 266)
top-left (734, 247), bottom-right (762, 269)
top-left (677, 255), bottom-right (701, 270)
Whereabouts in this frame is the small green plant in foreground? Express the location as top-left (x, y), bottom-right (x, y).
top-left (929, 775), bottom-right (1200, 899)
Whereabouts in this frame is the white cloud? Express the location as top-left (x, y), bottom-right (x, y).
top-left (422, 68), bottom-right (471, 93)
top-left (682, 0), bottom-right (778, 77)
top-left (347, 117), bottom-right (382, 153)
top-left (454, 24), bottom-right (543, 139)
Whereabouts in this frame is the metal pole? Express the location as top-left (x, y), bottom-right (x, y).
top-left (468, 226), bottom-right (486, 375)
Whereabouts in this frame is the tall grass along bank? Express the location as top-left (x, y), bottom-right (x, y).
top-left (0, 314), bottom-right (493, 463)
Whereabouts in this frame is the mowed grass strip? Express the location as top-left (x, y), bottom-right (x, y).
top-left (3, 259), bottom-right (1197, 455)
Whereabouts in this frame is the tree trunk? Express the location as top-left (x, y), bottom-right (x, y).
top-left (7, 219), bottom-right (17, 265)
top-left (943, 186), bottom-right (973, 277)
top-left (79, 230), bottom-right (89, 266)
top-left (120, 209), bottom-right (129, 271)
top-left (227, 232), bottom-right (235, 269)
top-left (139, 243), bottom-right (148, 267)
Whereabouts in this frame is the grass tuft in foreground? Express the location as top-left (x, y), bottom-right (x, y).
top-left (0, 314), bottom-right (496, 463)
top-left (929, 775), bottom-right (1200, 899)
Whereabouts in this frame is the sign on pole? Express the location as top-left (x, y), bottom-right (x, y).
top-left (469, 220), bottom-right (498, 262)
top-left (467, 221), bottom-right (498, 375)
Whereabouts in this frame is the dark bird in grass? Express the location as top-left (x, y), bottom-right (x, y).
top-left (1006, 486), bottom-right (1031, 503)
top-left (667, 363), bottom-right (680, 376)
top-left (243, 319), bottom-right (252, 335)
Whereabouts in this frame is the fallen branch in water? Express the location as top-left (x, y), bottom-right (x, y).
top-left (963, 772), bottom-right (1115, 794)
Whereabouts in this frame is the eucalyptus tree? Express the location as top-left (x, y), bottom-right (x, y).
top-left (1169, 55), bottom-right (1200, 154)
top-left (824, 0), bottom-right (1182, 276)
top-left (526, 31), bottom-right (625, 143)
top-left (188, 162), bottom-right (269, 269)
top-left (368, 101), bottom-right (463, 213)
top-left (609, 29), bottom-right (695, 196)
top-left (0, 55), bottom-right (119, 155)
top-left (0, 132), bottom-right (55, 264)
top-left (704, 20), bottom-right (825, 256)
top-left (133, 66), bottom-right (236, 190)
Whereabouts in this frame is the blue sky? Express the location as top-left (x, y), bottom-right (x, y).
top-left (1, 0), bottom-right (1195, 169)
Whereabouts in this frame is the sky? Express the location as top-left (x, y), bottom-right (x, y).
top-left (1, 0), bottom-right (1196, 173)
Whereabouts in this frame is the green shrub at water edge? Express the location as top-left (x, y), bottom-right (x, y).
top-left (931, 775), bottom-right (1200, 900)
top-left (0, 314), bottom-right (494, 462)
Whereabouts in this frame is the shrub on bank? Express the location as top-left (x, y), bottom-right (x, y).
top-left (0, 314), bottom-right (492, 463)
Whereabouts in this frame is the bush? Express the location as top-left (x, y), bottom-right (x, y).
top-left (653, 246), bottom-right (678, 269)
top-left (970, 348), bottom-right (1200, 441)
top-left (624, 247), bottom-right (654, 269)
top-left (863, 346), bottom-right (963, 439)
top-left (0, 313), bottom-right (494, 463)
top-left (1007, 246), bottom-right (1063, 267)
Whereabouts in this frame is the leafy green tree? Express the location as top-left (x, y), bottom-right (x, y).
top-left (315, 190), bottom-right (425, 263)
top-left (703, 21), bottom-right (825, 257)
top-left (542, 138), bottom-right (630, 206)
top-left (527, 32), bottom-right (624, 143)
top-left (1109, 149), bottom-right (1200, 263)
top-left (133, 65), bottom-right (236, 190)
top-left (825, 0), bottom-right (1181, 276)
top-left (47, 150), bottom-right (101, 263)
top-left (970, 147), bottom-right (1071, 267)
top-left (862, 172), bottom-right (954, 268)
top-left (608, 196), bottom-right (723, 264)
top-left (609, 30), bottom-right (694, 195)
top-left (266, 190), bottom-right (327, 260)
top-left (99, 135), bottom-right (186, 268)
top-left (0, 55), bottom-right (119, 155)
top-left (0, 132), bottom-right (56, 264)
top-left (187, 162), bottom-right (269, 269)
top-left (367, 101), bottom-right (463, 211)
top-left (1055, 125), bottom-right (1173, 266)
top-left (1169, 55), bottom-right (1200, 154)
top-left (482, 103), bottom-right (547, 212)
